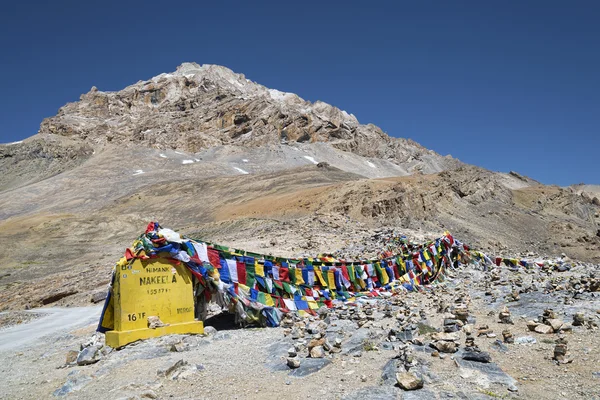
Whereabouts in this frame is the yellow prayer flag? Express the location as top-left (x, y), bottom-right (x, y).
top-left (326, 270), bottom-right (336, 290)
top-left (254, 261), bottom-right (265, 277)
top-left (381, 268), bottom-right (390, 285)
top-left (315, 269), bottom-right (327, 286)
top-left (294, 268), bottom-right (305, 285)
top-left (264, 293), bottom-right (275, 307)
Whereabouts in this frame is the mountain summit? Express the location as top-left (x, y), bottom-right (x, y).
top-left (39, 62), bottom-right (459, 174)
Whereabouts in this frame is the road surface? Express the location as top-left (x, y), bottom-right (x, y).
top-left (0, 306), bottom-right (102, 352)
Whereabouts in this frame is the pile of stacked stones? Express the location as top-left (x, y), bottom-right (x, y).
top-left (526, 308), bottom-right (572, 334)
top-left (282, 311), bottom-right (345, 368)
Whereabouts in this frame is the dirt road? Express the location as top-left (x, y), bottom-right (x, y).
top-left (0, 306), bottom-right (101, 352)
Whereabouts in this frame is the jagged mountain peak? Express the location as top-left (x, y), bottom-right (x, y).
top-left (38, 63), bottom-right (460, 174)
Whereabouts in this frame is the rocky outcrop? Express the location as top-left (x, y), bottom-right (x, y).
top-left (0, 137), bottom-right (93, 192)
top-left (38, 62), bottom-right (460, 174)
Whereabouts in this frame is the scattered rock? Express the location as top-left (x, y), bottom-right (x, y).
top-left (430, 341), bottom-right (457, 353)
top-left (547, 318), bottom-right (564, 332)
top-left (573, 312), bottom-right (586, 326)
top-left (140, 389), bottom-right (158, 399)
top-left (396, 371), bottom-right (424, 390)
top-left (498, 306), bottom-right (513, 324)
top-left (515, 336), bottom-right (537, 345)
top-left (534, 324), bottom-right (553, 334)
top-left (203, 326), bottom-right (218, 336)
top-left (462, 351), bottom-right (492, 363)
top-left (65, 350), bottom-right (79, 365)
top-left (76, 345), bottom-right (100, 366)
top-left (553, 338), bottom-right (573, 364)
top-left (40, 289), bottom-right (78, 305)
top-left (148, 316), bottom-right (169, 329)
top-left (526, 320), bottom-right (539, 332)
top-left (157, 359), bottom-right (198, 380)
top-left (170, 343), bottom-right (186, 352)
top-left (310, 346), bottom-right (325, 358)
top-left (90, 291), bottom-right (107, 303)
top-left (287, 357), bottom-right (301, 369)
top-left (502, 330), bottom-right (514, 344)
top-left (431, 332), bottom-right (460, 342)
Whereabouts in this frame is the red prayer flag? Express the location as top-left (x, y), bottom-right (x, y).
top-left (236, 261), bottom-right (247, 284)
top-left (208, 248), bottom-right (221, 269)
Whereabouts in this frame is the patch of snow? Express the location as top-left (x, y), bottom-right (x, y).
top-left (366, 161), bottom-right (377, 168)
top-left (4, 141), bottom-right (23, 146)
top-left (303, 155), bottom-right (318, 165)
top-left (242, 159), bottom-right (249, 163)
top-left (194, 158), bottom-right (200, 162)
top-left (268, 89), bottom-right (292, 102)
top-left (152, 73), bottom-right (173, 81)
top-left (159, 154), bottom-right (167, 158)
top-left (182, 160), bottom-right (194, 164)
top-left (228, 77), bottom-right (243, 87)
top-left (233, 167), bottom-right (249, 175)
top-left (133, 170), bottom-right (145, 176)
top-left (175, 151), bottom-right (184, 155)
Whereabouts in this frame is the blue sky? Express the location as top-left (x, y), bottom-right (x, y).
top-left (1, 1), bottom-right (598, 185)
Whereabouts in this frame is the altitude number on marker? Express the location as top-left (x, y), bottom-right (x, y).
top-left (127, 312), bottom-right (146, 321)
top-left (146, 288), bottom-right (171, 295)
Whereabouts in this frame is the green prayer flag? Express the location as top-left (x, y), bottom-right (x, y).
top-left (245, 262), bottom-right (256, 288)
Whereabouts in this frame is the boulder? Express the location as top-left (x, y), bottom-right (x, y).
top-left (287, 357), bottom-right (301, 369)
top-left (65, 350), bottom-right (79, 365)
top-left (396, 372), bottom-right (424, 390)
top-left (430, 340), bottom-right (457, 353)
top-left (76, 345), bottom-right (100, 366)
top-left (462, 351), bottom-right (492, 363)
top-left (547, 319), bottom-right (564, 332)
top-left (308, 338), bottom-right (326, 350)
top-left (573, 312), bottom-right (586, 326)
top-left (203, 326), bottom-right (218, 336)
top-left (534, 324), bottom-right (553, 334)
top-left (310, 346), bottom-right (325, 358)
top-left (158, 359), bottom-right (199, 380)
top-left (90, 291), bottom-right (107, 303)
top-left (288, 347), bottom-right (297, 357)
top-left (147, 316), bottom-right (168, 329)
top-left (431, 332), bottom-right (459, 342)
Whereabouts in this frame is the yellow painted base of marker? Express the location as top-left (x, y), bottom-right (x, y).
top-left (106, 320), bottom-right (204, 348)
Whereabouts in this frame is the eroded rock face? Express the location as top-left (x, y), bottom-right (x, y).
top-left (0, 137), bottom-right (93, 192)
top-left (37, 62), bottom-right (459, 174)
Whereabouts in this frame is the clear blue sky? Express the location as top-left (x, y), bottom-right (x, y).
top-left (1, 1), bottom-right (598, 185)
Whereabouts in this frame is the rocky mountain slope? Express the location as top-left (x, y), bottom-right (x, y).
top-left (0, 63), bottom-right (598, 312)
top-left (37, 62), bottom-right (460, 173)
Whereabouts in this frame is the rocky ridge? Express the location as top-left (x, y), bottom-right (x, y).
top-left (37, 62), bottom-right (460, 174)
